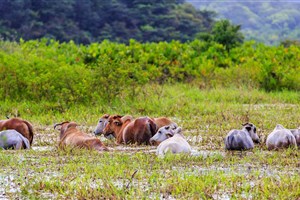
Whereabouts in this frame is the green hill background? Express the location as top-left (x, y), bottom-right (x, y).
top-left (187, 0), bottom-right (300, 45)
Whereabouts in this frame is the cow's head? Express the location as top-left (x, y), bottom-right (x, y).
top-left (54, 121), bottom-right (78, 139)
top-left (242, 122), bottom-right (260, 144)
top-left (93, 114), bottom-right (110, 135)
top-left (149, 123), bottom-right (178, 145)
top-left (103, 115), bottom-right (123, 139)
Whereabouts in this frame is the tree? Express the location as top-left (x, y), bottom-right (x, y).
top-left (198, 19), bottom-right (244, 52)
top-left (0, 0), bottom-right (216, 44)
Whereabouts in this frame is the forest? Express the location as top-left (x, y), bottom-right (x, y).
top-left (0, 0), bottom-right (215, 44)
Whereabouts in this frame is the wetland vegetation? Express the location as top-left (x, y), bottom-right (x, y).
top-left (1, 85), bottom-right (299, 199)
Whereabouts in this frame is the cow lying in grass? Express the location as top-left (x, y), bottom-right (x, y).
top-left (94, 114), bottom-right (175, 138)
top-left (0, 117), bottom-right (34, 145)
top-left (151, 126), bottom-right (191, 156)
top-left (225, 123), bottom-right (260, 151)
top-left (103, 115), bottom-right (157, 145)
top-left (266, 124), bottom-right (297, 150)
top-left (0, 130), bottom-right (30, 150)
top-left (54, 121), bottom-right (108, 151)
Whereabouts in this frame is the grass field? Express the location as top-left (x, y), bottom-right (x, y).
top-left (1, 84), bottom-right (299, 199)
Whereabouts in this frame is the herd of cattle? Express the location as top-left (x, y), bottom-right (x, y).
top-left (0, 115), bottom-right (299, 155)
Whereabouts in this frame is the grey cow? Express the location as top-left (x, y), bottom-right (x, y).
top-left (0, 130), bottom-right (30, 150)
top-left (266, 124), bottom-right (297, 150)
top-left (225, 123), bottom-right (260, 151)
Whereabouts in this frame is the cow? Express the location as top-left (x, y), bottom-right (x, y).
top-left (154, 127), bottom-right (191, 156)
top-left (54, 121), bottom-right (108, 152)
top-left (0, 117), bottom-right (34, 145)
top-left (290, 127), bottom-right (300, 147)
top-left (266, 124), bottom-right (297, 150)
top-left (95, 114), bottom-right (174, 136)
top-left (225, 122), bottom-right (260, 151)
top-left (93, 114), bottom-right (134, 140)
top-left (149, 123), bottom-right (178, 146)
top-left (103, 115), bottom-right (157, 145)
top-left (0, 130), bottom-right (30, 150)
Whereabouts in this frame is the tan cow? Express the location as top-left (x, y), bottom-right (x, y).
top-left (0, 117), bottom-right (34, 145)
top-left (54, 121), bottom-right (108, 151)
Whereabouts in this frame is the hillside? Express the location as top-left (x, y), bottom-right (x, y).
top-left (0, 0), bottom-right (215, 44)
top-left (187, 0), bottom-right (300, 45)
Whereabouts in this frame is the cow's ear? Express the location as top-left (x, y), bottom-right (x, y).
top-left (54, 123), bottom-right (62, 130)
top-left (67, 122), bottom-right (78, 129)
top-left (166, 130), bottom-right (175, 138)
top-left (175, 127), bottom-right (182, 134)
top-left (54, 121), bottom-right (69, 130)
top-left (166, 133), bottom-right (173, 138)
top-left (104, 114), bottom-right (110, 118)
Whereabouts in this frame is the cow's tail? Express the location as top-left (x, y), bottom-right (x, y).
top-left (148, 119), bottom-right (157, 137)
top-left (22, 120), bottom-right (34, 145)
top-left (22, 136), bottom-right (31, 149)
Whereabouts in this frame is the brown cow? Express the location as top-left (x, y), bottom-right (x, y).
top-left (54, 121), bottom-right (108, 151)
top-left (98, 114), bottom-right (174, 133)
top-left (0, 117), bottom-right (34, 145)
top-left (103, 115), bottom-right (157, 145)
top-left (152, 117), bottom-right (175, 130)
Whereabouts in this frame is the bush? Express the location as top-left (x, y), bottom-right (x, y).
top-left (0, 39), bottom-right (299, 106)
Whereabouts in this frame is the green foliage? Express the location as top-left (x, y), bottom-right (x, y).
top-left (280, 39), bottom-right (300, 48)
top-left (0, 0), bottom-right (214, 44)
top-left (198, 20), bottom-right (244, 52)
top-left (0, 39), bottom-right (299, 106)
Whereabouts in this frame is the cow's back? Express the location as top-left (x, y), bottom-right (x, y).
top-left (123, 117), bottom-right (156, 145)
top-left (266, 130), bottom-right (297, 150)
top-left (0, 118), bottom-right (33, 145)
top-left (225, 130), bottom-right (254, 150)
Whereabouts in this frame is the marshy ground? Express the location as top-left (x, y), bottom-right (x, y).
top-left (1, 88), bottom-right (300, 199)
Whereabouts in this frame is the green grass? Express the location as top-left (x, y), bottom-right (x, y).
top-left (1, 84), bottom-right (300, 199)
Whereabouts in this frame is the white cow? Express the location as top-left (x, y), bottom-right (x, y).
top-left (153, 127), bottom-right (191, 156)
top-left (225, 122), bottom-right (260, 150)
top-left (266, 124), bottom-right (297, 150)
top-left (0, 130), bottom-right (30, 150)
